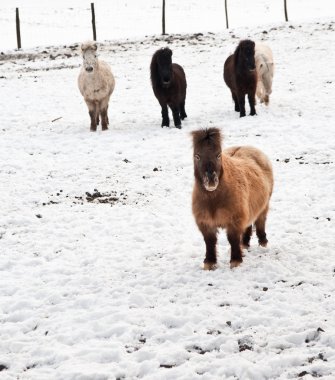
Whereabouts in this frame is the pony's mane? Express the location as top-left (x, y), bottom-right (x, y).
top-left (150, 47), bottom-right (172, 86)
top-left (192, 128), bottom-right (222, 150)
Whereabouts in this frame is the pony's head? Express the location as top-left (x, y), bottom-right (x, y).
top-left (192, 128), bottom-right (223, 192)
top-left (235, 40), bottom-right (256, 72)
top-left (81, 41), bottom-right (98, 73)
top-left (155, 47), bottom-right (173, 87)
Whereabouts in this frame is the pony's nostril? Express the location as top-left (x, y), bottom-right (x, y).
top-left (86, 67), bottom-right (93, 72)
top-left (163, 77), bottom-right (170, 83)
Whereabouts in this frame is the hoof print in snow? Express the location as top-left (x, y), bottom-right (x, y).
top-left (238, 337), bottom-right (254, 352)
top-left (297, 370), bottom-right (321, 378)
top-left (207, 329), bottom-right (221, 336)
top-left (138, 335), bottom-right (146, 344)
top-left (85, 190), bottom-right (120, 205)
top-left (0, 365), bottom-right (8, 372)
top-left (308, 352), bottom-right (327, 363)
top-left (187, 345), bottom-right (211, 355)
top-left (24, 363), bottom-right (37, 371)
top-left (160, 364), bottom-right (176, 369)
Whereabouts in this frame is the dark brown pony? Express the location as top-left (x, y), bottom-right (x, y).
top-left (223, 40), bottom-right (257, 117)
top-left (192, 128), bottom-right (273, 269)
top-left (150, 47), bottom-right (187, 129)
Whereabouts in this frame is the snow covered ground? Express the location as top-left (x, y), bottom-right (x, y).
top-left (1, 1), bottom-right (335, 380)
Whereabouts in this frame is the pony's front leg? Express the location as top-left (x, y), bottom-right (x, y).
top-left (160, 104), bottom-right (169, 127)
top-left (248, 92), bottom-right (256, 116)
top-left (86, 100), bottom-right (97, 131)
top-left (232, 93), bottom-right (240, 112)
top-left (171, 106), bottom-right (182, 129)
top-left (237, 94), bottom-right (246, 117)
top-left (198, 224), bottom-right (218, 270)
top-left (227, 228), bottom-right (243, 268)
top-left (100, 99), bottom-right (109, 130)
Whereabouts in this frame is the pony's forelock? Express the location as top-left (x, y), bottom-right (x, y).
top-left (192, 128), bottom-right (223, 150)
top-left (235, 39), bottom-right (255, 55)
top-left (81, 41), bottom-right (98, 53)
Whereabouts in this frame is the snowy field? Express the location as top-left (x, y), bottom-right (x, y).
top-left (1, 1), bottom-right (335, 380)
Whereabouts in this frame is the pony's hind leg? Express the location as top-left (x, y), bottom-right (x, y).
top-left (255, 206), bottom-right (269, 247)
top-left (242, 225), bottom-right (252, 249)
top-left (180, 101), bottom-right (187, 120)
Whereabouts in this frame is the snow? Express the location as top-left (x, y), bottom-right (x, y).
top-left (1, 1), bottom-right (335, 379)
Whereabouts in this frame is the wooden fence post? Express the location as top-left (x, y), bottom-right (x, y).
top-left (284, 0), bottom-right (288, 22)
top-left (162, 0), bottom-right (166, 35)
top-left (91, 3), bottom-right (97, 41)
top-left (16, 8), bottom-right (21, 49)
top-left (225, 0), bottom-right (229, 29)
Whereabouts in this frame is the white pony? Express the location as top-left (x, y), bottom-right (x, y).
top-left (78, 41), bottom-right (115, 131)
top-left (255, 42), bottom-right (274, 105)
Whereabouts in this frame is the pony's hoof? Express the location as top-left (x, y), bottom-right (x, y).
top-left (102, 126), bottom-right (108, 131)
top-left (259, 240), bottom-right (268, 247)
top-left (175, 125), bottom-right (182, 129)
top-left (90, 128), bottom-right (97, 132)
top-left (203, 262), bottom-right (217, 271)
top-left (230, 260), bottom-right (242, 269)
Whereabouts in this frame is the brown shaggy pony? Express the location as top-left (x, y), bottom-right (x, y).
top-left (223, 40), bottom-right (257, 117)
top-left (150, 47), bottom-right (187, 129)
top-left (192, 128), bottom-right (273, 269)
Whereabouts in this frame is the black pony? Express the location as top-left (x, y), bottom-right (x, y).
top-left (150, 47), bottom-right (187, 129)
top-left (223, 40), bottom-right (257, 117)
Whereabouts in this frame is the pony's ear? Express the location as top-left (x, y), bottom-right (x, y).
top-left (92, 42), bottom-right (98, 51)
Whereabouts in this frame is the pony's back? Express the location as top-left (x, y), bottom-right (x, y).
top-left (224, 146), bottom-right (273, 195)
top-left (255, 42), bottom-right (274, 77)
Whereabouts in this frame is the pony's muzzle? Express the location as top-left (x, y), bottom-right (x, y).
top-left (85, 66), bottom-right (93, 72)
top-left (162, 76), bottom-right (171, 86)
top-left (203, 172), bottom-right (219, 192)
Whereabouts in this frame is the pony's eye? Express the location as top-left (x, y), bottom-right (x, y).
top-left (195, 154), bottom-right (200, 161)
top-left (217, 153), bottom-right (222, 160)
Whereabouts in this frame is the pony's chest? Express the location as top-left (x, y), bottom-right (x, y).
top-left (194, 201), bottom-right (231, 228)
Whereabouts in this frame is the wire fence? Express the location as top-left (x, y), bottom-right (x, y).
top-left (8, 0), bottom-right (324, 50)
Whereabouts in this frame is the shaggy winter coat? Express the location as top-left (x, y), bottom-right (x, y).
top-left (255, 42), bottom-right (274, 105)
